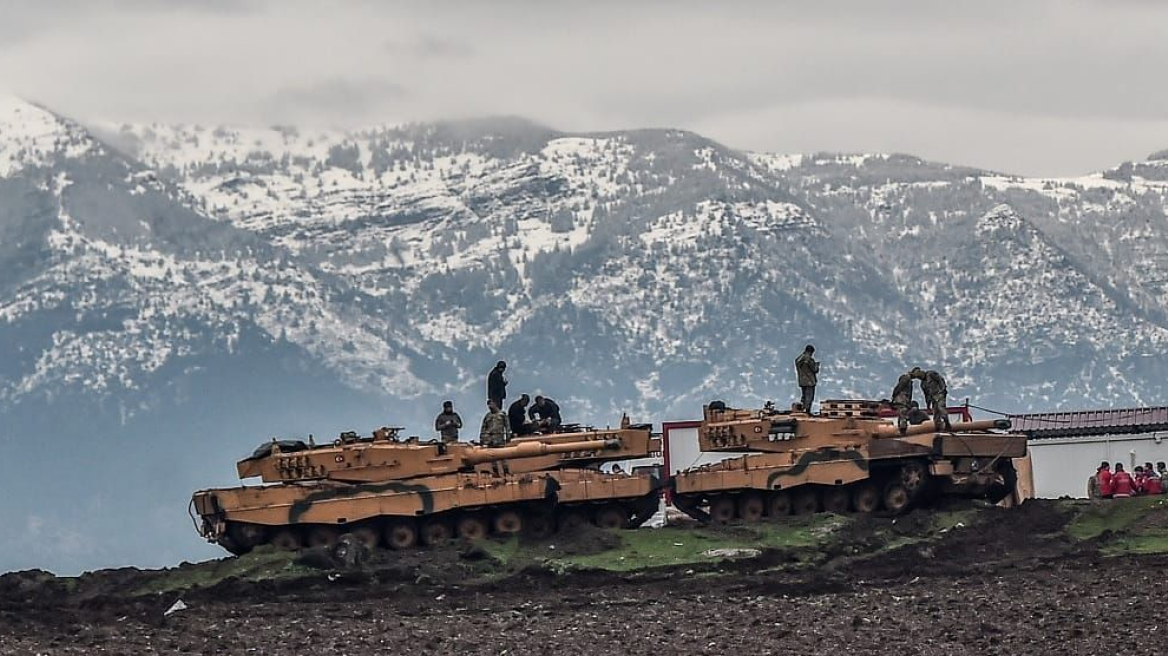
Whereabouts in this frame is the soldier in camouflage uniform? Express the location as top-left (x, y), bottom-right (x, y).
top-left (913, 367), bottom-right (951, 431)
top-left (890, 371), bottom-right (916, 435)
top-left (479, 400), bottom-right (509, 447)
top-left (794, 344), bottom-right (819, 414)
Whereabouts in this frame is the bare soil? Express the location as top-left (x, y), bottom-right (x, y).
top-left (0, 501), bottom-right (1156, 655)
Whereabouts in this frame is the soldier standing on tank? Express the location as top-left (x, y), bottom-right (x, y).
top-left (434, 400), bottom-right (463, 443)
top-left (479, 400), bottom-right (509, 447)
top-left (529, 395), bottom-right (562, 433)
top-left (508, 394), bottom-right (534, 436)
top-left (891, 371), bottom-right (916, 435)
top-left (794, 344), bottom-right (819, 414)
top-left (913, 367), bottom-right (952, 431)
top-left (487, 361), bottom-right (508, 409)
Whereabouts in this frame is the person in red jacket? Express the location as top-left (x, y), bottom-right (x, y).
top-left (1145, 472), bottom-right (1164, 496)
top-left (1134, 466), bottom-right (1149, 496)
top-left (1112, 463), bottom-right (1135, 498)
top-left (1096, 461), bottom-right (1114, 499)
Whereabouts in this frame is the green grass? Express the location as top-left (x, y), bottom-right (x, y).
top-left (482, 516), bottom-right (844, 573)
top-left (1104, 527), bottom-right (1168, 555)
top-left (133, 547), bottom-right (312, 595)
top-left (1059, 495), bottom-right (1168, 556)
top-left (1065, 496), bottom-right (1167, 541)
top-left (930, 508), bottom-right (980, 533)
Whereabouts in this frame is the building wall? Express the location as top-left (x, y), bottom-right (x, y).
top-left (1028, 432), bottom-right (1168, 498)
top-left (663, 424), bottom-right (734, 476)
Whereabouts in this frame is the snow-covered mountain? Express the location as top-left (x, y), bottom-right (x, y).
top-left (4, 96), bottom-right (1168, 573)
top-left (107, 115), bottom-right (1168, 412)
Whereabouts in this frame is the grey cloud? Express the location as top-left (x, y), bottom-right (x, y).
top-left (0, 0), bottom-right (259, 50)
top-left (384, 34), bottom-right (475, 60)
top-left (264, 77), bottom-right (410, 125)
top-left (1, 0), bottom-right (1167, 175)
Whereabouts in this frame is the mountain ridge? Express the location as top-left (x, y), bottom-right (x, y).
top-left (4, 96), bottom-right (1168, 572)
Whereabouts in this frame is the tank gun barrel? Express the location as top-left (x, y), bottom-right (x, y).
top-left (873, 418), bottom-right (1011, 437)
top-left (461, 438), bottom-right (621, 465)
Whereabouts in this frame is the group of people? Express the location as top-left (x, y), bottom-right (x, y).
top-left (794, 344), bottom-right (951, 434)
top-left (1093, 461), bottom-right (1167, 499)
top-left (444, 348), bottom-right (956, 447)
top-left (433, 360), bottom-right (565, 448)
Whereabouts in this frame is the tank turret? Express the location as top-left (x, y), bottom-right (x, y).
top-left (699, 402), bottom-right (1013, 452)
top-left (237, 428), bottom-right (627, 484)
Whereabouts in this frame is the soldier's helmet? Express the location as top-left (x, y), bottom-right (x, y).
top-left (804, 344), bottom-right (815, 353)
top-left (496, 360), bottom-right (507, 370)
top-left (910, 367), bottom-right (924, 378)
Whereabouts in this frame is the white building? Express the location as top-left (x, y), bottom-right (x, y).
top-left (1010, 407), bottom-right (1168, 499)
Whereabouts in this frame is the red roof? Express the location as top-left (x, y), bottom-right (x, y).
top-left (1009, 407), bottom-right (1168, 439)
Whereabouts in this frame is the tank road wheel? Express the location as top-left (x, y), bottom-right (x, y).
top-left (456, 515), bottom-right (489, 541)
top-left (558, 510), bottom-right (589, 531)
top-left (226, 522), bottom-right (265, 554)
top-left (421, 520), bottom-right (454, 546)
top-left (348, 525), bottom-right (381, 550)
top-left (526, 514), bottom-right (554, 537)
top-left (767, 491), bottom-right (793, 518)
top-left (385, 520), bottom-right (418, 550)
top-left (307, 525), bottom-right (340, 550)
top-left (899, 461), bottom-right (930, 497)
top-left (270, 528), bottom-right (303, 551)
top-left (525, 513), bottom-right (555, 539)
top-left (793, 488), bottom-right (821, 515)
top-left (493, 510), bottom-right (524, 535)
top-left (738, 493), bottom-right (765, 523)
top-left (823, 487), bottom-right (851, 514)
top-left (883, 483), bottom-right (912, 514)
top-left (852, 483), bottom-right (881, 514)
top-left (594, 505), bottom-right (630, 530)
top-left (709, 496), bottom-right (737, 524)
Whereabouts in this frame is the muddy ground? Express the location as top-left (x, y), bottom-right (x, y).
top-left (1, 500), bottom-right (1163, 655)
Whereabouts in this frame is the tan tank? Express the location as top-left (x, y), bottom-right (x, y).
top-left (671, 399), bottom-right (1028, 522)
top-left (191, 422), bottom-right (663, 555)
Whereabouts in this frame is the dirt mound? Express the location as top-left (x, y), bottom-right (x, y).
top-left (852, 500), bottom-right (1078, 582)
top-left (533, 522), bottom-right (623, 556)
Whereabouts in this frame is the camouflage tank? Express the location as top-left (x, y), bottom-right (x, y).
top-left (191, 421), bottom-right (663, 554)
top-left (671, 399), bottom-right (1027, 522)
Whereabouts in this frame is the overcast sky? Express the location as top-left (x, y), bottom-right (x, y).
top-left (1, 0), bottom-right (1166, 176)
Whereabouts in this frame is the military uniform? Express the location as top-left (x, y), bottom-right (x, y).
top-left (920, 370), bottom-right (951, 431)
top-left (479, 409), bottom-right (509, 447)
top-left (434, 410), bottom-right (463, 443)
top-left (794, 348), bottom-right (819, 413)
top-left (891, 372), bottom-right (915, 434)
